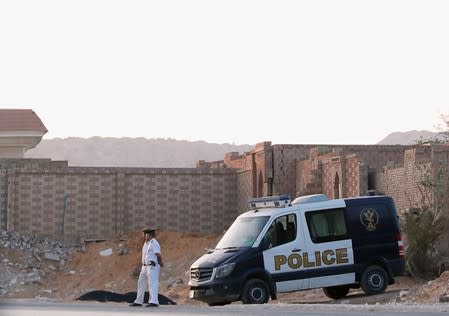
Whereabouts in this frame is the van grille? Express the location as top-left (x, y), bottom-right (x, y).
top-left (190, 267), bottom-right (213, 282)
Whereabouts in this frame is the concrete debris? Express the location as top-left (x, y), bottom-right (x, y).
top-left (0, 230), bottom-right (77, 295)
top-left (39, 289), bottom-right (52, 294)
top-left (48, 264), bottom-right (57, 271)
top-left (99, 248), bottom-right (113, 256)
top-left (440, 294), bottom-right (449, 303)
top-left (118, 247), bottom-right (129, 256)
top-left (399, 290), bottom-right (408, 299)
top-left (167, 277), bottom-right (183, 289)
top-left (44, 252), bottom-right (60, 261)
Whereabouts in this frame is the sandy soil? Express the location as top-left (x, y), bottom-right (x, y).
top-left (1, 230), bottom-right (448, 305)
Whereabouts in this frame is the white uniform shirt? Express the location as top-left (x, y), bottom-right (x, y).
top-left (141, 241), bottom-right (150, 265)
top-left (143, 238), bottom-right (161, 265)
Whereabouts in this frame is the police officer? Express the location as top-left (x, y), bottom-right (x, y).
top-left (130, 228), bottom-right (163, 307)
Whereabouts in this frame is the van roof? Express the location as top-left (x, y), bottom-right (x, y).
top-left (240, 197), bottom-right (343, 218)
top-left (240, 195), bottom-right (394, 219)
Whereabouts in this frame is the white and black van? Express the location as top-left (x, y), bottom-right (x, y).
top-left (188, 194), bottom-right (405, 305)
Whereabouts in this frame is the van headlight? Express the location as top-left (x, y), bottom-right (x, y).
top-left (215, 263), bottom-right (236, 279)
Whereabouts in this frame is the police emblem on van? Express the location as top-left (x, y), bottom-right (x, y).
top-left (360, 208), bottom-right (379, 231)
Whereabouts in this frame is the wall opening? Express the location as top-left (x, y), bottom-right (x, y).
top-left (258, 170), bottom-right (264, 197)
top-left (334, 172), bottom-right (340, 199)
top-left (368, 169), bottom-right (376, 191)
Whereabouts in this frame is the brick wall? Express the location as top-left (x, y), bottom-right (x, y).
top-left (382, 148), bottom-right (431, 214)
top-left (322, 157), bottom-right (343, 199)
top-left (236, 169), bottom-right (253, 213)
top-left (271, 145), bottom-right (316, 198)
top-left (0, 169), bottom-right (7, 230)
top-left (346, 155), bottom-right (363, 197)
top-left (5, 166), bottom-right (238, 242)
top-left (270, 144), bottom-right (410, 199)
top-left (296, 160), bottom-right (311, 195)
top-left (0, 159), bottom-right (69, 231)
top-left (124, 170), bottom-right (237, 235)
top-left (4, 143), bottom-right (449, 244)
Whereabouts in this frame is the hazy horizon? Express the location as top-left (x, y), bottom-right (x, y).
top-left (35, 128), bottom-right (435, 145)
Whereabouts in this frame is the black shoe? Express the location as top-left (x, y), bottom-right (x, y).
top-left (129, 303), bottom-right (142, 306)
top-left (146, 303), bottom-right (159, 307)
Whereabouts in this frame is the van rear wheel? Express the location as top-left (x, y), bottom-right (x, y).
top-left (361, 265), bottom-right (388, 295)
top-left (323, 285), bottom-right (350, 299)
top-left (241, 279), bottom-right (269, 304)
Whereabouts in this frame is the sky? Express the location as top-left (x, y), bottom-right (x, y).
top-left (0, 0), bottom-right (448, 146)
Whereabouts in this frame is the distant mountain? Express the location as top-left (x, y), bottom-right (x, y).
top-left (377, 130), bottom-right (446, 145)
top-left (25, 137), bottom-right (254, 168)
top-left (25, 132), bottom-right (447, 168)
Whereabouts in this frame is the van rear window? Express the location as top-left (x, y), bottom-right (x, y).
top-left (306, 208), bottom-right (348, 243)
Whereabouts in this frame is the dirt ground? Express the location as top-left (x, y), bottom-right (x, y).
top-left (1, 230), bottom-right (448, 305)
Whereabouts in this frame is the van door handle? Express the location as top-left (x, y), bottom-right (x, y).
top-left (291, 248), bottom-right (302, 252)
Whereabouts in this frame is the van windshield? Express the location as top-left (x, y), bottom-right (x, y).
top-left (216, 216), bottom-right (270, 249)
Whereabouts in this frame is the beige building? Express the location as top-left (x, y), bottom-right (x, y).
top-left (0, 109), bottom-right (47, 158)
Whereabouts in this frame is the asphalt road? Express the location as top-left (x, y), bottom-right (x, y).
top-left (1, 299), bottom-right (448, 316)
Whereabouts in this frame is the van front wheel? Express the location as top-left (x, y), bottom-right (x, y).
top-left (323, 285), bottom-right (350, 299)
top-left (361, 265), bottom-right (388, 295)
top-left (241, 279), bottom-right (269, 304)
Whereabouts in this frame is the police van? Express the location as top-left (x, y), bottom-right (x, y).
top-left (189, 194), bottom-right (405, 305)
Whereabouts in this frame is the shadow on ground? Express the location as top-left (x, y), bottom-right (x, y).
top-left (76, 291), bottom-right (176, 305)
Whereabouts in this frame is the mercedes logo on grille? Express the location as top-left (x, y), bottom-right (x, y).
top-left (194, 270), bottom-right (201, 280)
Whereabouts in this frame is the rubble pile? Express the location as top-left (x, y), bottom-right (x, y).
top-left (0, 230), bottom-right (78, 296)
top-left (395, 271), bottom-right (449, 304)
top-left (1, 229), bottom-right (447, 305)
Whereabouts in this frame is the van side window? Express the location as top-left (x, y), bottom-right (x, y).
top-left (261, 214), bottom-right (297, 249)
top-left (306, 208), bottom-right (348, 243)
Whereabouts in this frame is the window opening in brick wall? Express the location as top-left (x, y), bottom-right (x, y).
top-left (368, 169), bottom-right (376, 191)
top-left (258, 170), bottom-right (263, 197)
top-left (334, 172), bottom-right (340, 199)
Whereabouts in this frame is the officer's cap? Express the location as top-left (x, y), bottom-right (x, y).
top-left (142, 228), bottom-right (155, 234)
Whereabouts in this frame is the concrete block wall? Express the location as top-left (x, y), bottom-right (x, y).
top-left (4, 143), bottom-right (448, 244)
top-left (0, 169), bottom-right (7, 230)
top-left (0, 159), bottom-right (69, 231)
top-left (5, 166), bottom-right (238, 242)
top-left (7, 169), bottom-right (122, 241)
top-left (124, 170), bottom-right (237, 235)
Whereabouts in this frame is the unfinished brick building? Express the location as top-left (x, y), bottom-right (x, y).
top-left (200, 141), bottom-right (412, 200)
top-left (199, 141), bottom-right (449, 252)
